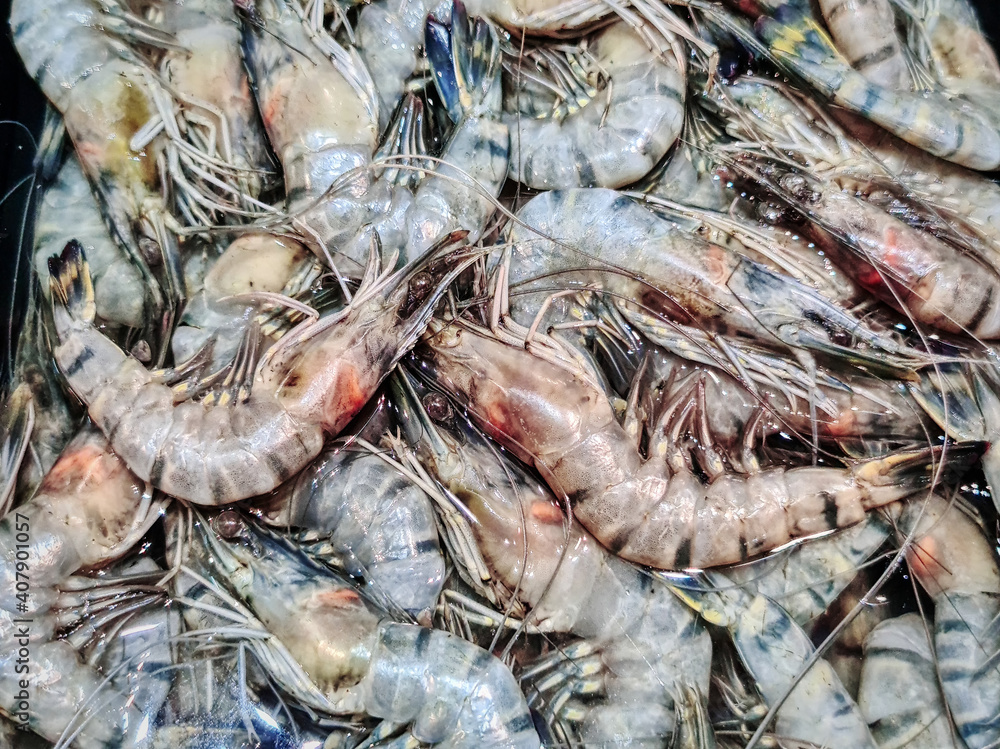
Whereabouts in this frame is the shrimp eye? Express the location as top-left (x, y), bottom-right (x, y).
top-left (422, 392), bottom-right (453, 423)
top-left (213, 510), bottom-right (246, 539)
top-left (408, 271), bottom-right (433, 303)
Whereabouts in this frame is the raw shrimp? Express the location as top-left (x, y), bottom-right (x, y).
top-left (639, 193), bottom-right (865, 307)
top-left (727, 0), bottom-right (1000, 170)
top-left (676, 572), bottom-right (878, 748)
top-left (413, 316), bottom-right (968, 569)
top-left (48, 232), bottom-right (474, 504)
top-left (239, 0), bottom-right (378, 230)
top-left (391, 370), bottom-right (714, 747)
top-left (183, 509), bottom-right (542, 748)
top-left (260, 441), bottom-right (446, 620)
top-left (896, 493), bottom-right (1000, 749)
top-left (245, 0), bottom-right (508, 268)
top-left (816, 0), bottom-right (908, 89)
top-left (10, 0), bottom-right (187, 354)
top-left (915, 0), bottom-right (1000, 90)
top-left (0, 425), bottom-right (163, 615)
top-left (751, 160), bottom-right (1000, 339)
top-left (857, 613), bottom-right (963, 749)
top-left (33, 153), bottom-right (145, 330)
top-left (508, 287), bottom-right (935, 464)
top-left (723, 511), bottom-right (895, 629)
top-left (505, 188), bottom-right (929, 376)
top-left (503, 21), bottom-right (685, 189)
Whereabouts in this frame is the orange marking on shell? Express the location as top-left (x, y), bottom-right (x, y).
top-left (530, 500), bottom-right (566, 525)
top-left (820, 409), bottom-right (857, 438)
top-left (261, 81), bottom-right (289, 130)
top-left (314, 588), bottom-right (363, 607)
top-left (336, 367), bottom-right (368, 415)
top-left (906, 534), bottom-right (942, 581)
top-left (483, 402), bottom-right (511, 436)
top-left (40, 444), bottom-right (119, 494)
top-left (705, 244), bottom-right (729, 285)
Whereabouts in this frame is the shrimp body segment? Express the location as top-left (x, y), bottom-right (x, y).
top-left (49, 235), bottom-right (473, 504)
top-left (858, 613), bottom-right (963, 749)
top-left (242, 0), bottom-right (378, 215)
top-left (264, 445), bottom-right (446, 619)
top-left (414, 320), bottom-right (949, 569)
top-left (504, 22), bottom-right (685, 189)
top-left (815, 0), bottom-right (907, 88)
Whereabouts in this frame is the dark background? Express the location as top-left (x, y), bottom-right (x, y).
top-left (0, 0), bottom-right (998, 379)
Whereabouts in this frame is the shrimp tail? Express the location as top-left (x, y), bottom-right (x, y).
top-left (908, 363), bottom-right (988, 442)
top-left (48, 239), bottom-right (96, 330)
top-left (425, 0), bottom-right (502, 123)
top-left (854, 441), bottom-right (987, 507)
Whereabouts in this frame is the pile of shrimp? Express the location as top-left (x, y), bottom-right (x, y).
top-left (3, 0), bottom-right (1000, 746)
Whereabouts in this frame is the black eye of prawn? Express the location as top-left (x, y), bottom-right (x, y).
top-left (422, 392), bottom-right (453, 423)
top-left (212, 510), bottom-right (246, 540)
top-left (402, 271), bottom-right (434, 317)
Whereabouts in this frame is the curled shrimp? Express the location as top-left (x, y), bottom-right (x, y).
top-left (242, 0), bottom-right (509, 268)
top-left (260, 436), bottom-right (447, 621)
top-left (48, 232), bottom-right (476, 504)
top-left (0, 425), bottom-right (163, 616)
top-left (503, 20), bottom-right (685, 189)
top-left (412, 315), bottom-right (974, 569)
top-left (0, 428), bottom-right (165, 746)
top-left (181, 508), bottom-right (543, 748)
